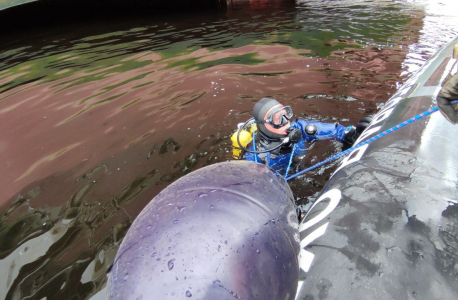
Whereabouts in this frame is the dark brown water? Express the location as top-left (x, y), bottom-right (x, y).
top-left (0, 0), bottom-right (457, 299)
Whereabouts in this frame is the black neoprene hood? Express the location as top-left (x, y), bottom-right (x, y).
top-left (253, 97), bottom-right (280, 123)
top-left (252, 97), bottom-right (290, 139)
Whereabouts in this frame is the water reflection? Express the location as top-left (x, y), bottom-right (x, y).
top-left (0, 0), bottom-right (456, 299)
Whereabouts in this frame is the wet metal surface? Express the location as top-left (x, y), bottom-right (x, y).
top-left (0, 0), bottom-right (457, 299)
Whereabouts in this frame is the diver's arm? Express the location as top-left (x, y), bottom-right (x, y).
top-left (437, 73), bottom-right (458, 124)
top-left (294, 117), bottom-right (372, 146)
top-left (293, 119), bottom-right (347, 142)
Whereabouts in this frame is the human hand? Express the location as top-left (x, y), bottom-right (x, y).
top-left (437, 74), bottom-right (458, 124)
top-left (355, 116), bottom-right (373, 136)
top-left (343, 115), bottom-right (373, 147)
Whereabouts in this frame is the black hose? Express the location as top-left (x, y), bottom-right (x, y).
top-left (236, 118), bottom-right (285, 154)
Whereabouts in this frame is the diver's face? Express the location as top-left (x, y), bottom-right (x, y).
top-left (263, 104), bottom-right (291, 136)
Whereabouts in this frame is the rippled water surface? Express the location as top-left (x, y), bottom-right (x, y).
top-left (0, 0), bottom-right (457, 299)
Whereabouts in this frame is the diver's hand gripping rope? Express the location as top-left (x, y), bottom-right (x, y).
top-left (285, 101), bottom-right (458, 181)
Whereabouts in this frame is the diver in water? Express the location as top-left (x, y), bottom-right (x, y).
top-left (437, 73), bottom-right (458, 124)
top-left (234, 97), bottom-right (372, 175)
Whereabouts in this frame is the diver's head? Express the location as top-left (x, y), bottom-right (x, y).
top-left (253, 98), bottom-right (293, 139)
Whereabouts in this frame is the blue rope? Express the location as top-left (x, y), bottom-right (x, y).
top-left (252, 121), bottom-right (258, 163)
top-left (285, 101), bottom-right (455, 181)
top-left (284, 143), bottom-right (296, 178)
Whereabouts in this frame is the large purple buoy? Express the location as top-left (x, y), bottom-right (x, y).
top-left (108, 161), bottom-right (299, 300)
